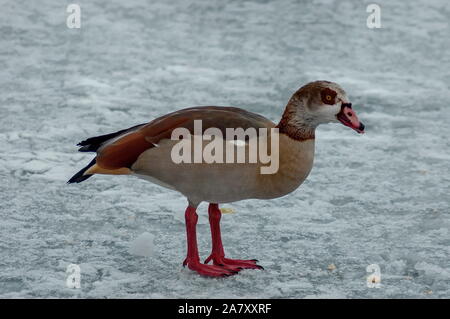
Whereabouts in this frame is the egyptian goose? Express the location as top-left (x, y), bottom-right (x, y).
top-left (68, 81), bottom-right (364, 277)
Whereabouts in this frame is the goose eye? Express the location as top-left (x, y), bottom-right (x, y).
top-left (321, 88), bottom-right (337, 105)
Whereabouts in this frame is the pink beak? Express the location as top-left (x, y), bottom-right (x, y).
top-left (337, 103), bottom-right (365, 134)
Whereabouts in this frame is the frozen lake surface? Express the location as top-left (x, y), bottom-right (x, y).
top-left (0, 0), bottom-right (449, 298)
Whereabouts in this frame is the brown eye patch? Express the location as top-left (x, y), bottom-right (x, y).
top-left (321, 88), bottom-right (337, 105)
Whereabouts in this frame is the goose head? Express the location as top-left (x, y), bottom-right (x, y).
top-left (281, 81), bottom-right (365, 135)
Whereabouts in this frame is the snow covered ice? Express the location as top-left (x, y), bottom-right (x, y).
top-left (129, 232), bottom-right (155, 258)
top-left (0, 0), bottom-right (449, 298)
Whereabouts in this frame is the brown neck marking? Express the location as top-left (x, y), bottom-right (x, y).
top-left (276, 122), bottom-right (315, 141)
top-left (276, 108), bottom-right (315, 141)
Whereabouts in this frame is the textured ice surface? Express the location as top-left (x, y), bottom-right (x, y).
top-left (129, 232), bottom-right (155, 258)
top-left (0, 0), bottom-right (449, 298)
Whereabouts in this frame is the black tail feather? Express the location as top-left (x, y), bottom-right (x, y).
top-left (77, 123), bottom-right (145, 152)
top-left (70, 123), bottom-right (145, 183)
top-left (67, 158), bottom-right (96, 184)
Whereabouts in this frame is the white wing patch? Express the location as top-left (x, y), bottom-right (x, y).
top-left (227, 139), bottom-right (247, 147)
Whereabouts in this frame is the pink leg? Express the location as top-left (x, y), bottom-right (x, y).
top-left (182, 206), bottom-right (238, 277)
top-left (204, 203), bottom-right (263, 271)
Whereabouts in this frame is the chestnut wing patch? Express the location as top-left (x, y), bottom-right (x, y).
top-left (95, 106), bottom-right (275, 170)
top-left (96, 117), bottom-right (190, 169)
